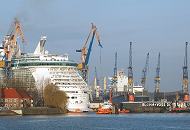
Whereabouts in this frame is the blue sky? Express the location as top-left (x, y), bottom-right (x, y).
top-left (0, 0), bottom-right (190, 92)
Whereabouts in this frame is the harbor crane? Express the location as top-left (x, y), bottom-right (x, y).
top-left (141, 53), bottom-right (149, 89)
top-left (103, 76), bottom-right (107, 99)
top-left (154, 52), bottom-right (160, 93)
top-left (76, 23), bottom-right (102, 83)
top-left (182, 42), bottom-right (189, 101)
top-left (94, 67), bottom-right (100, 99)
top-left (0, 18), bottom-right (25, 79)
top-left (94, 66), bottom-right (100, 87)
top-left (111, 52), bottom-right (118, 86)
top-left (127, 42), bottom-right (134, 102)
top-left (110, 52), bottom-right (118, 96)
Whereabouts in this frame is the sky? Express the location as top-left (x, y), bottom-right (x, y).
top-left (0, 0), bottom-right (190, 92)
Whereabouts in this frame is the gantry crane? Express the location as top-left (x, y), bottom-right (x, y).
top-left (141, 53), bottom-right (149, 89)
top-left (182, 42), bottom-right (189, 101)
top-left (0, 18), bottom-right (25, 79)
top-left (76, 23), bottom-right (102, 83)
top-left (155, 52), bottom-right (160, 93)
top-left (128, 42), bottom-right (134, 102)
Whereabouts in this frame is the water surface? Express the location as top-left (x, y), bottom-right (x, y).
top-left (0, 113), bottom-right (190, 130)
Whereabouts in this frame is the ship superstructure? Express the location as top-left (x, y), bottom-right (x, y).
top-left (110, 70), bottom-right (145, 95)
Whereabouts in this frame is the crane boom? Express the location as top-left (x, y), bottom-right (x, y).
top-left (85, 30), bottom-right (96, 65)
top-left (141, 53), bottom-right (149, 89)
top-left (14, 18), bottom-right (25, 43)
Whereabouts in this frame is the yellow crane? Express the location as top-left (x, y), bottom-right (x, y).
top-left (3, 18), bottom-right (25, 61)
top-left (0, 18), bottom-right (26, 78)
top-left (76, 23), bottom-right (102, 83)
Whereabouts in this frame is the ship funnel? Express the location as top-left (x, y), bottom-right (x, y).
top-left (34, 36), bottom-right (47, 55)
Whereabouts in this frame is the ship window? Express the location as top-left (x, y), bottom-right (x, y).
top-left (71, 97), bottom-right (74, 99)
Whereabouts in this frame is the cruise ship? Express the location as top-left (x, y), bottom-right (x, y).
top-left (0, 36), bottom-right (90, 112)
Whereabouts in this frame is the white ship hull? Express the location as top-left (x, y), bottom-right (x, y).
top-left (31, 66), bottom-right (89, 112)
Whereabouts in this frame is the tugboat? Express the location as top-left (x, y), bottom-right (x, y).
top-left (96, 88), bottom-right (113, 114)
top-left (96, 101), bottom-right (113, 114)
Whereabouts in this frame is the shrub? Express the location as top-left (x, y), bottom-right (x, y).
top-left (44, 83), bottom-right (68, 112)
